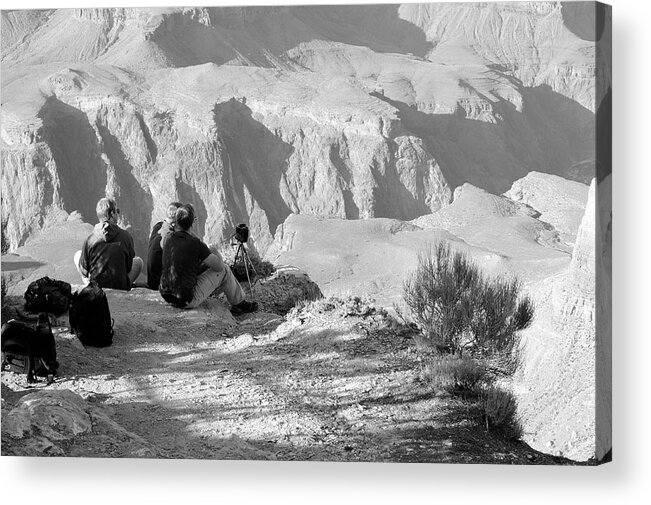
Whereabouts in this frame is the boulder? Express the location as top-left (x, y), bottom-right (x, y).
top-left (250, 266), bottom-right (323, 315)
top-left (1, 389), bottom-right (159, 458)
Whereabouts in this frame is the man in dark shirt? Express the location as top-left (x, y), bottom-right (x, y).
top-left (159, 204), bottom-right (257, 314)
top-left (146, 201), bottom-right (181, 290)
top-left (74, 198), bottom-right (143, 290)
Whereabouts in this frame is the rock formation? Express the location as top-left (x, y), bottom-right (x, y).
top-left (2, 4), bottom-right (601, 259)
top-left (515, 179), bottom-right (609, 461)
top-left (1, 389), bottom-right (160, 457)
top-left (504, 171), bottom-right (590, 246)
top-left (250, 266), bottom-right (323, 315)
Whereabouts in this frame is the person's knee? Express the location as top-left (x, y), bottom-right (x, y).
top-left (73, 250), bottom-right (82, 268)
top-left (74, 250), bottom-right (88, 282)
top-left (129, 256), bottom-right (144, 283)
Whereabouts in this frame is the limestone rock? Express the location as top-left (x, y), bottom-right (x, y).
top-left (515, 179), bottom-right (607, 461)
top-left (250, 265), bottom-right (323, 315)
top-left (504, 172), bottom-right (590, 246)
top-left (1, 389), bottom-right (159, 457)
top-left (412, 183), bottom-right (570, 260)
top-left (2, 4), bottom-right (600, 259)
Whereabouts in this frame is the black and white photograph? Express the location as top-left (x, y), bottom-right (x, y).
top-left (0, 0), bottom-right (643, 502)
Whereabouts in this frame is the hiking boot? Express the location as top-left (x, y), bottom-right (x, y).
top-left (230, 300), bottom-right (258, 315)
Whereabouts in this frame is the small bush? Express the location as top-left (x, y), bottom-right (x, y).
top-left (230, 255), bottom-right (276, 282)
top-left (290, 295), bottom-right (381, 319)
top-left (467, 278), bottom-right (533, 358)
top-left (403, 242), bottom-right (533, 374)
top-left (403, 243), bottom-right (477, 353)
top-left (423, 355), bottom-right (487, 397)
top-left (480, 386), bottom-right (523, 440)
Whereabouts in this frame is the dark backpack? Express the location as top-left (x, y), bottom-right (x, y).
top-left (24, 276), bottom-right (72, 315)
top-left (1, 314), bottom-right (59, 384)
top-left (69, 281), bottom-right (114, 348)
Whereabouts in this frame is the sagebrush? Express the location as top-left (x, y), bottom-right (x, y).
top-left (480, 386), bottom-right (523, 440)
top-left (403, 242), bottom-right (533, 369)
top-left (423, 354), bottom-right (487, 397)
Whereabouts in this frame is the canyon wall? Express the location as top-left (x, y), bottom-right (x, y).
top-left (515, 178), bottom-right (610, 461)
top-left (2, 4), bottom-right (599, 258)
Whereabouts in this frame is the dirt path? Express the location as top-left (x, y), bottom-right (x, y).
top-left (2, 291), bottom-right (572, 464)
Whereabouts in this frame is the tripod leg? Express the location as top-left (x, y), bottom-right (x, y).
top-left (243, 249), bottom-right (258, 278)
top-left (233, 244), bottom-right (242, 267)
top-left (240, 247), bottom-right (257, 298)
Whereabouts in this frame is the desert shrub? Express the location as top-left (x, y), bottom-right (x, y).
top-left (480, 386), bottom-right (523, 440)
top-left (230, 254), bottom-right (276, 282)
top-left (403, 243), bottom-right (477, 353)
top-left (423, 354), bottom-right (487, 397)
top-left (290, 295), bottom-right (382, 319)
top-left (403, 242), bottom-right (533, 372)
top-left (468, 278), bottom-right (533, 357)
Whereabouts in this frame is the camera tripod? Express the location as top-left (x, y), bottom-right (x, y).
top-left (232, 240), bottom-right (258, 295)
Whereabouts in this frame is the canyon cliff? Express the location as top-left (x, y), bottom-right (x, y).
top-left (2, 3), bottom-right (603, 258)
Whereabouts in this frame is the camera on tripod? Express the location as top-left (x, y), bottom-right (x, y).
top-left (234, 223), bottom-right (249, 243)
top-left (231, 223), bottom-right (257, 292)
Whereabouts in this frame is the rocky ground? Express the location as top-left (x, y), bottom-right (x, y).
top-left (1, 277), bottom-right (579, 465)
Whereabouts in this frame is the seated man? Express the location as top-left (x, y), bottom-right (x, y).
top-left (146, 201), bottom-right (182, 290)
top-left (159, 204), bottom-right (257, 314)
top-left (74, 197), bottom-right (143, 290)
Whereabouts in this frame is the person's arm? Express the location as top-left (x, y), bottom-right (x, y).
top-left (160, 222), bottom-right (174, 249)
top-left (202, 253), bottom-right (226, 273)
top-left (198, 240), bottom-right (226, 272)
top-left (79, 240), bottom-right (90, 277)
top-left (124, 231), bottom-right (135, 273)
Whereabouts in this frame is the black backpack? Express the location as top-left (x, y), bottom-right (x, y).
top-left (24, 276), bottom-right (72, 315)
top-left (69, 281), bottom-right (114, 348)
top-left (1, 314), bottom-right (59, 384)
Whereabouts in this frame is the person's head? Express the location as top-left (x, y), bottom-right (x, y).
top-left (165, 201), bottom-right (182, 222)
top-left (175, 204), bottom-right (195, 231)
top-left (96, 198), bottom-right (119, 223)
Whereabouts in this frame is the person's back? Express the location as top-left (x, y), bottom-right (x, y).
top-left (147, 221), bottom-right (163, 290)
top-left (81, 221), bottom-right (135, 290)
top-left (147, 202), bottom-right (182, 290)
top-left (159, 204), bottom-right (257, 314)
top-left (159, 230), bottom-right (210, 306)
top-left (74, 197), bottom-right (143, 291)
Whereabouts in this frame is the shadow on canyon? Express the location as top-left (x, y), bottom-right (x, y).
top-left (38, 97), bottom-right (108, 224)
top-left (213, 98), bottom-right (293, 239)
top-left (38, 97), bottom-right (154, 257)
top-left (371, 83), bottom-right (596, 194)
top-left (561, 1), bottom-right (607, 42)
top-left (95, 121), bottom-right (154, 257)
top-left (148, 5), bottom-right (432, 69)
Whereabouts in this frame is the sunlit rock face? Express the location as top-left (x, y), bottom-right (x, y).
top-left (515, 179), bottom-right (610, 461)
top-left (2, 3), bottom-right (601, 257)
